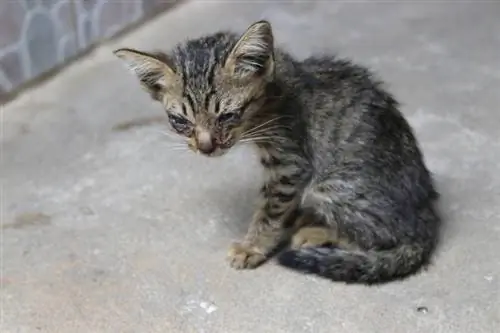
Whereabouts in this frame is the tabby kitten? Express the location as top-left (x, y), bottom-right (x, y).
top-left (114, 20), bottom-right (440, 284)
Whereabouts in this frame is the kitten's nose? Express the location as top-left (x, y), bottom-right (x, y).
top-left (197, 131), bottom-right (216, 154)
top-left (198, 139), bottom-right (215, 154)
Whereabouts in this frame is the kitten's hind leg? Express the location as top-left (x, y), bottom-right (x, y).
top-left (291, 209), bottom-right (356, 251)
top-left (291, 226), bottom-right (337, 249)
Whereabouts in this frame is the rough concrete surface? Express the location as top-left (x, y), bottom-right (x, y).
top-left (1, 1), bottom-right (499, 332)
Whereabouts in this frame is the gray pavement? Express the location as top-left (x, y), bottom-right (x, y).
top-left (1, 1), bottom-right (499, 332)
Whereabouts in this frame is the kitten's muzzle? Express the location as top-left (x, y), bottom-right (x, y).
top-left (196, 131), bottom-right (216, 155)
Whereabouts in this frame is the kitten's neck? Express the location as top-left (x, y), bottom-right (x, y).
top-left (249, 81), bottom-right (305, 153)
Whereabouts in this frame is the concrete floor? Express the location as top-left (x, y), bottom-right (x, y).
top-left (2, 1), bottom-right (499, 332)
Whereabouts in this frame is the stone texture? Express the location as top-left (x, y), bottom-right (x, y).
top-left (0, 0), bottom-right (174, 96)
top-left (0, 50), bottom-right (24, 87)
top-left (26, 12), bottom-right (59, 77)
top-left (142, 0), bottom-right (179, 15)
top-left (73, 0), bottom-right (100, 48)
top-left (0, 2), bottom-right (25, 49)
top-left (80, 16), bottom-right (93, 48)
top-left (22, 0), bottom-right (38, 10)
top-left (122, 1), bottom-right (142, 23)
top-left (97, 1), bottom-right (141, 38)
top-left (41, 0), bottom-right (59, 8)
top-left (74, 0), bottom-right (143, 47)
top-left (55, 1), bottom-right (76, 32)
top-left (60, 36), bottom-right (79, 60)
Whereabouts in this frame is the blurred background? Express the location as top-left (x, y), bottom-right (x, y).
top-left (0, 0), bottom-right (179, 102)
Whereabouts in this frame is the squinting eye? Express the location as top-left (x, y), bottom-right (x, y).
top-left (168, 114), bottom-right (189, 129)
top-left (218, 112), bottom-right (239, 123)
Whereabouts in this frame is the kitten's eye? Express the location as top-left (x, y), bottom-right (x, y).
top-left (218, 112), bottom-right (239, 123)
top-left (171, 116), bottom-right (187, 125)
top-left (168, 114), bottom-right (190, 129)
top-left (151, 83), bottom-right (163, 91)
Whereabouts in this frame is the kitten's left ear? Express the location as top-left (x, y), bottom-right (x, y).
top-left (113, 48), bottom-right (179, 100)
top-left (224, 20), bottom-right (275, 80)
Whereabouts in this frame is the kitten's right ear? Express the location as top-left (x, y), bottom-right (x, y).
top-left (113, 48), bottom-right (179, 100)
top-left (224, 20), bottom-right (275, 80)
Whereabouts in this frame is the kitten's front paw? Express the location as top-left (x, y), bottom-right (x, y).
top-left (227, 242), bottom-right (266, 269)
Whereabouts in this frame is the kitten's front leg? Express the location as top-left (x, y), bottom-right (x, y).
top-left (228, 167), bottom-right (301, 269)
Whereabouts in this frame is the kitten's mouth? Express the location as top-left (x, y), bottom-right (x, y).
top-left (188, 139), bottom-right (233, 157)
top-left (205, 147), bottom-right (227, 157)
top-left (193, 145), bottom-right (229, 157)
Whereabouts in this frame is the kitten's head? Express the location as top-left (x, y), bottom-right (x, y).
top-left (114, 20), bottom-right (275, 156)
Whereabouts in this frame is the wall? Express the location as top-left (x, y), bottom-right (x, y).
top-left (0, 0), bottom-right (178, 100)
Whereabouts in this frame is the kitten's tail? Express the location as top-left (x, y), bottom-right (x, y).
top-left (277, 242), bottom-right (431, 284)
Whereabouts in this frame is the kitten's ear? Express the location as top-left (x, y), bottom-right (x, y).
top-left (224, 20), bottom-right (275, 80)
top-left (113, 48), bottom-right (178, 100)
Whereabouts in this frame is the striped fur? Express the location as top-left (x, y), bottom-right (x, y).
top-left (114, 20), bottom-right (440, 284)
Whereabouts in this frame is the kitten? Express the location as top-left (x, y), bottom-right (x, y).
top-left (114, 20), bottom-right (440, 284)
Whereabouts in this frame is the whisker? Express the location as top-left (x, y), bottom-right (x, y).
top-left (241, 140), bottom-right (278, 147)
top-left (167, 144), bottom-right (189, 149)
top-left (155, 139), bottom-right (189, 149)
top-left (167, 146), bottom-right (192, 153)
top-left (154, 129), bottom-right (186, 142)
top-left (240, 125), bottom-right (288, 139)
top-left (240, 135), bottom-right (286, 143)
top-left (241, 131), bottom-right (288, 140)
top-left (242, 125), bottom-right (289, 136)
top-left (241, 116), bottom-right (286, 136)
